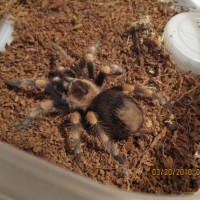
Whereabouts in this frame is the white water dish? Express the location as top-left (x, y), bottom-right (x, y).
top-left (164, 12), bottom-right (200, 76)
top-left (0, 14), bottom-right (14, 52)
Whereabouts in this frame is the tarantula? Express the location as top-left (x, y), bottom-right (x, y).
top-left (5, 41), bottom-right (168, 165)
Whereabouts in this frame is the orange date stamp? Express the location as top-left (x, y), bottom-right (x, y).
top-left (151, 168), bottom-right (200, 176)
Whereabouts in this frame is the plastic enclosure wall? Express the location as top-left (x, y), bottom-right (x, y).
top-left (0, 142), bottom-right (199, 200)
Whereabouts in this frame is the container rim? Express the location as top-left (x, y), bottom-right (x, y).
top-left (0, 142), bottom-right (199, 200)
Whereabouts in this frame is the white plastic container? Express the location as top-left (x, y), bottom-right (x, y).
top-left (0, 14), bottom-right (14, 52)
top-left (164, 12), bottom-right (200, 75)
top-left (0, 142), bottom-right (199, 200)
top-left (161, 0), bottom-right (200, 12)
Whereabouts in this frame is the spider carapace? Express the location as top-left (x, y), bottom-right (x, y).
top-left (5, 41), bottom-right (169, 165)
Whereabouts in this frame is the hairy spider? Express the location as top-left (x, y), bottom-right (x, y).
top-left (5, 41), bottom-right (169, 165)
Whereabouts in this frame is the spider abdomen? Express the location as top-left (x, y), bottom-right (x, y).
top-left (88, 88), bottom-right (143, 140)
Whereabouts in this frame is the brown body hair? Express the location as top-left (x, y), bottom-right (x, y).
top-left (67, 79), bottom-right (100, 110)
top-left (88, 87), bottom-right (143, 140)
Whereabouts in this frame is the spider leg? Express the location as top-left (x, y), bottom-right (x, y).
top-left (70, 111), bottom-right (82, 165)
top-left (5, 79), bottom-right (44, 88)
top-left (71, 64), bottom-right (82, 77)
top-left (16, 100), bottom-right (55, 130)
top-left (44, 82), bottom-right (63, 101)
top-left (5, 79), bottom-right (51, 91)
top-left (86, 111), bottom-right (124, 164)
top-left (122, 84), bottom-right (170, 107)
top-left (5, 79), bottom-right (63, 101)
top-left (84, 53), bottom-right (95, 80)
top-left (84, 40), bottom-right (100, 80)
top-left (52, 42), bottom-right (82, 77)
top-left (95, 64), bottom-right (127, 87)
top-left (49, 67), bottom-right (76, 80)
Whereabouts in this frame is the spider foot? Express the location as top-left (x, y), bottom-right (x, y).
top-left (113, 154), bottom-right (125, 164)
top-left (16, 123), bottom-right (26, 130)
top-left (74, 152), bottom-right (82, 165)
top-left (5, 79), bottom-right (21, 87)
top-left (164, 101), bottom-right (174, 109)
top-left (105, 141), bottom-right (125, 164)
top-left (15, 117), bottom-right (33, 130)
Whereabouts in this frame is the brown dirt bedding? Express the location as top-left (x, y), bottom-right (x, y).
top-left (0, 0), bottom-right (200, 194)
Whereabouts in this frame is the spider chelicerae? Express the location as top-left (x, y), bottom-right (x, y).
top-left (5, 41), bottom-right (169, 165)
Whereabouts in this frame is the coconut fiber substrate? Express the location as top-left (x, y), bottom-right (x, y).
top-left (0, 0), bottom-right (200, 194)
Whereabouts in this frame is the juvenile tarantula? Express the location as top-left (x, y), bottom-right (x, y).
top-left (5, 41), bottom-right (168, 164)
